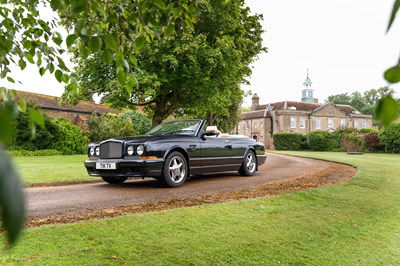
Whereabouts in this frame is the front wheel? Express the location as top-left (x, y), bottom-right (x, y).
top-left (238, 150), bottom-right (257, 176)
top-left (101, 176), bottom-right (128, 184)
top-left (159, 151), bottom-right (188, 188)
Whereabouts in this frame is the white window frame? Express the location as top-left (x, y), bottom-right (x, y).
top-left (340, 119), bottom-right (346, 129)
top-left (245, 121), bottom-right (249, 130)
top-left (362, 120), bottom-right (367, 129)
top-left (328, 118), bottom-right (334, 128)
top-left (290, 116), bottom-right (296, 129)
top-left (253, 122), bottom-right (257, 129)
top-left (315, 118), bottom-right (321, 129)
top-left (354, 121), bottom-right (359, 129)
top-left (300, 117), bottom-right (306, 129)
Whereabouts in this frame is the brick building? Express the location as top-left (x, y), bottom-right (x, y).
top-left (16, 90), bottom-right (120, 130)
top-left (236, 75), bottom-right (373, 149)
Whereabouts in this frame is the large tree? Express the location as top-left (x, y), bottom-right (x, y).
top-left (71, 0), bottom-right (266, 129)
top-left (0, 0), bottom-right (198, 246)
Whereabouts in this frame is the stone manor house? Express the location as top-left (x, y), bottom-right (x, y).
top-left (236, 75), bottom-right (373, 149)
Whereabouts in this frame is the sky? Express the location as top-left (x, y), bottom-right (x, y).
top-left (1, 1), bottom-right (400, 107)
top-left (242, 0), bottom-right (400, 107)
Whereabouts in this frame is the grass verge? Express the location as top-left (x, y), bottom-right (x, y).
top-left (12, 155), bottom-right (97, 185)
top-left (1, 152), bottom-right (400, 265)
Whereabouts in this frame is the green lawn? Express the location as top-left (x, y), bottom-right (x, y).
top-left (12, 155), bottom-right (97, 185)
top-left (1, 152), bottom-right (400, 265)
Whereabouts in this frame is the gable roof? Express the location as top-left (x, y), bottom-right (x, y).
top-left (335, 104), bottom-right (360, 115)
top-left (15, 90), bottom-right (120, 115)
top-left (258, 101), bottom-right (321, 112)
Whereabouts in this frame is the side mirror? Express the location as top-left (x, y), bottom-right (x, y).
top-left (201, 130), bottom-right (218, 140)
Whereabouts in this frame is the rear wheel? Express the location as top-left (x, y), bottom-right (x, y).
top-left (159, 151), bottom-right (188, 188)
top-left (238, 150), bottom-right (257, 176)
top-left (101, 176), bottom-right (128, 184)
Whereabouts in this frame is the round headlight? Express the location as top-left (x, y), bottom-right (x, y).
top-left (89, 146), bottom-right (95, 156)
top-left (136, 145), bottom-right (145, 155)
top-left (95, 146), bottom-right (100, 156)
top-left (127, 145), bottom-right (134, 156)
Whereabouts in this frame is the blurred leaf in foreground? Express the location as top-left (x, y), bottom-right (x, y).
top-left (376, 95), bottom-right (399, 126)
top-left (0, 147), bottom-right (25, 246)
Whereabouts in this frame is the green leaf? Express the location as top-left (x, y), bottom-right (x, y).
top-left (117, 66), bottom-right (126, 84)
top-left (25, 53), bottom-right (34, 64)
top-left (376, 95), bottom-right (399, 126)
top-left (49, 63), bottom-right (55, 74)
top-left (62, 73), bottom-right (70, 83)
top-left (134, 36), bottom-right (145, 52)
top-left (0, 103), bottom-right (16, 144)
top-left (18, 59), bottom-right (26, 70)
top-left (55, 69), bottom-right (63, 83)
top-left (71, 0), bottom-right (88, 14)
top-left (154, 0), bottom-right (166, 9)
top-left (0, 148), bottom-right (25, 246)
top-left (88, 36), bottom-right (102, 52)
top-left (104, 34), bottom-right (117, 51)
top-left (66, 34), bottom-right (78, 48)
top-left (29, 108), bottom-right (45, 128)
top-left (384, 65), bottom-right (400, 83)
top-left (387, 0), bottom-right (400, 32)
top-left (101, 49), bottom-right (112, 64)
top-left (7, 77), bottom-right (15, 83)
top-left (50, 0), bottom-right (62, 11)
top-left (57, 57), bottom-right (69, 71)
top-left (115, 51), bottom-right (125, 67)
top-left (39, 67), bottom-right (46, 76)
top-left (129, 54), bottom-right (138, 67)
top-left (0, 69), bottom-right (8, 79)
top-left (53, 37), bottom-right (62, 46)
top-left (18, 98), bottom-right (27, 113)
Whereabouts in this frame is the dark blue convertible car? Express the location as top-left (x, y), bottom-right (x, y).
top-left (84, 119), bottom-right (266, 187)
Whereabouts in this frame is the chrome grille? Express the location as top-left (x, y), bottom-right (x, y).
top-left (100, 141), bottom-right (123, 159)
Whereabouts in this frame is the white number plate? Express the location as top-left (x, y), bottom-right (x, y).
top-left (96, 162), bottom-right (117, 170)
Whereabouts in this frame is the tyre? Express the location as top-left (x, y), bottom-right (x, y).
top-left (101, 176), bottom-right (128, 184)
top-left (159, 151), bottom-right (188, 188)
top-left (238, 150), bottom-right (257, 176)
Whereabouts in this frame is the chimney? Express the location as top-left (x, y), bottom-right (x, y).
top-left (251, 94), bottom-right (260, 111)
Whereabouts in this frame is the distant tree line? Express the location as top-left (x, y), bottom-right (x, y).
top-left (326, 87), bottom-right (400, 125)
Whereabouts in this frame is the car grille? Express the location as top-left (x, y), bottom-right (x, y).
top-left (100, 141), bottom-right (123, 159)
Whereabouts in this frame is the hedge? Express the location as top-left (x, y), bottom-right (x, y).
top-left (379, 122), bottom-right (400, 153)
top-left (273, 133), bottom-right (307, 151)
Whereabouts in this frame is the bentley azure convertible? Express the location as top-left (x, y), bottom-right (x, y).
top-left (84, 119), bottom-right (266, 187)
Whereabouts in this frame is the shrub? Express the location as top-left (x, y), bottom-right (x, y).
top-left (340, 133), bottom-right (364, 152)
top-left (380, 122), bottom-right (400, 153)
top-left (9, 110), bottom-right (59, 150)
top-left (330, 128), bottom-right (358, 150)
top-left (306, 130), bottom-right (333, 151)
top-left (358, 128), bottom-right (378, 134)
top-left (87, 112), bottom-right (142, 142)
top-left (50, 119), bottom-right (88, 155)
top-left (121, 111), bottom-right (152, 135)
top-left (273, 133), bottom-right (307, 150)
top-left (363, 133), bottom-right (383, 152)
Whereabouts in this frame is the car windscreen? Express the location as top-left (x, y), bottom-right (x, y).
top-left (146, 120), bottom-right (202, 136)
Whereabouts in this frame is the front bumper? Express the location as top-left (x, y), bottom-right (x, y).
top-left (84, 158), bottom-right (164, 178)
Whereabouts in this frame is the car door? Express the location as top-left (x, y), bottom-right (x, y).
top-left (198, 136), bottom-right (233, 173)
